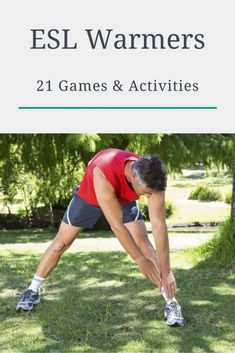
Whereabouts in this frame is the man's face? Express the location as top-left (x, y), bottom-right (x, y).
top-left (131, 177), bottom-right (154, 198)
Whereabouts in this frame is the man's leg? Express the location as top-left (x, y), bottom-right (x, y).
top-left (36, 221), bottom-right (83, 278)
top-left (124, 219), bottom-right (184, 326)
top-left (16, 221), bottom-right (82, 311)
top-left (124, 220), bottom-right (161, 279)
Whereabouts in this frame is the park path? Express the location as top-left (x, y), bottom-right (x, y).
top-left (0, 232), bottom-right (214, 253)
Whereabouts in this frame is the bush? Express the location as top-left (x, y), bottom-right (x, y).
top-left (224, 190), bottom-right (232, 204)
top-left (138, 197), bottom-right (149, 220)
top-left (165, 200), bottom-right (176, 218)
top-left (197, 218), bottom-right (235, 265)
top-left (189, 183), bottom-right (222, 201)
top-left (138, 197), bottom-right (175, 221)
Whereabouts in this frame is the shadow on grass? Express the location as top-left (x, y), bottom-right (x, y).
top-left (1, 250), bottom-right (235, 353)
top-left (0, 228), bottom-right (114, 244)
top-left (171, 183), bottom-right (194, 188)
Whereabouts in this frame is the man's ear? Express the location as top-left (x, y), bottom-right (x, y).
top-left (132, 171), bottom-right (138, 179)
top-left (129, 171), bottom-right (136, 184)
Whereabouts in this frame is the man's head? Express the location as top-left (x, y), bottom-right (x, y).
top-left (131, 156), bottom-right (167, 196)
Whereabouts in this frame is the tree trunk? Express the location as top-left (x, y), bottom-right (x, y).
top-left (231, 166), bottom-right (235, 222)
top-left (49, 203), bottom-right (55, 227)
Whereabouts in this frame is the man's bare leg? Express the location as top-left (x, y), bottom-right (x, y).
top-left (36, 221), bottom-right (83, 278)
top-left (124, 220), bottom-right (161, 285)
top-left (16, 221), bottom-right (82, 311)
top-left (125, 219), bottom-right (185, 326)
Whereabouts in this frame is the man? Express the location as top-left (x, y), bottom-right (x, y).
top-left (16, 148), bottom-right (184, 326)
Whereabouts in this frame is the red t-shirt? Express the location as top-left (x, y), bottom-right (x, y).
top-left (77, 149), bottom-right (140, 205)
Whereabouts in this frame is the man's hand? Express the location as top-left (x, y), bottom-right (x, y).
top-left (137, 257), bottom-right (162, 288)
top-left (161, 271), bottom-right (177, 299)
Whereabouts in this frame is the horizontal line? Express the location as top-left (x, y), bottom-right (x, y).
top-left (18, 106), bottom-right (217, 110)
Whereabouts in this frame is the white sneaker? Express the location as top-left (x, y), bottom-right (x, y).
top-left (164, 300), bottom-right (185, 327)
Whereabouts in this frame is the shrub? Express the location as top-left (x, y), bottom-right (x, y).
top-left (224, 190), bottom-right (232, 204)
top-left (197, 218), bottom-right (235, 265)
top-left (165, 200), bottom-right (175, 218)
top-left (138, 197), bottom-right (175, 221)
top-left (138, 197), bottom-right (149, 220)
top-left (189, 183), bottom-right (222, 201)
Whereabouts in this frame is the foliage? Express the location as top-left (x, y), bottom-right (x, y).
top-left (138, 196), bottom-right (175, 220)
top-left (0, 134), bottom-right (234, 220)
top-left (0, 135), bottom-right (95, 217)
top-left (165, 199), bottom-right (176, 218)
top-left (189, 183), bottom-right (222, 201)
top-left (140, 134), bottom-right (235, 173)
top-left (224, 189), bottom-right (232, 204)
top-left (137, 197), bottom-right (148, 219)
top-left (195, 218), bottom-right (235, 265)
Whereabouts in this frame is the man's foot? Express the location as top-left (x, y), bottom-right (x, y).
top-left (16, 289), bottom-right (40, 311)
top-left (164, 300), bottom-right (185, 327)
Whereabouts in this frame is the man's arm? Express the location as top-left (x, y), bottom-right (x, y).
top-left (93, 166), bottom-right (161, 286)
top-left (148, 192), bottom-right (176, 298)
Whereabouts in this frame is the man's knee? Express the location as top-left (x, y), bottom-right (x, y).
top-left (49, 224), bottom-right (80, 254)
top-left (50, 238), bottom-right (71, 254)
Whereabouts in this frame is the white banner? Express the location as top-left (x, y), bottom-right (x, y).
top-left (1, 1), bottom-right (234, 132)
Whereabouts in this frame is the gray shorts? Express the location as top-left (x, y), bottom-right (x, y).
top-left (62, 193), bottom-right (144, 228)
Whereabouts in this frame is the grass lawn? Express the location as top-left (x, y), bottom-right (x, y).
top-left (0, 169), bottom-right (233, 352)
top-left (0, 228), bottom-right (114, 244)
top-left (0, 247), bottom-right (234, 353)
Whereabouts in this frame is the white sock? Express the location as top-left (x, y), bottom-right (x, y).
top-left (161, 287), bottom-right (177, 304)
top-left (28, 274), bottom-right (45, 292)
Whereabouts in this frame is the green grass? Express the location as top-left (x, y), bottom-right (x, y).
top-left (0, 246), bottom-right (235, 353)
top-left (0, 169), bottom-right (234, 352)
top-left (171, 169), bottom-right (232, 186)
top-left (0, 227), bottom-right (218, 246)
top-left (0, 228), bottom-right (116, 244)
top-left (191, 218), bottom-right (235, 266)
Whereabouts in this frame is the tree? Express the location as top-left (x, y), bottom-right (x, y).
top-left (0, 134), bottom-right (101, 222)
top-left (0, 133), bottom-right (234, 222)
top-left (124, 134), bottom-right (235, 220)
top-left (232, 166), bottom-right (235, 221)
